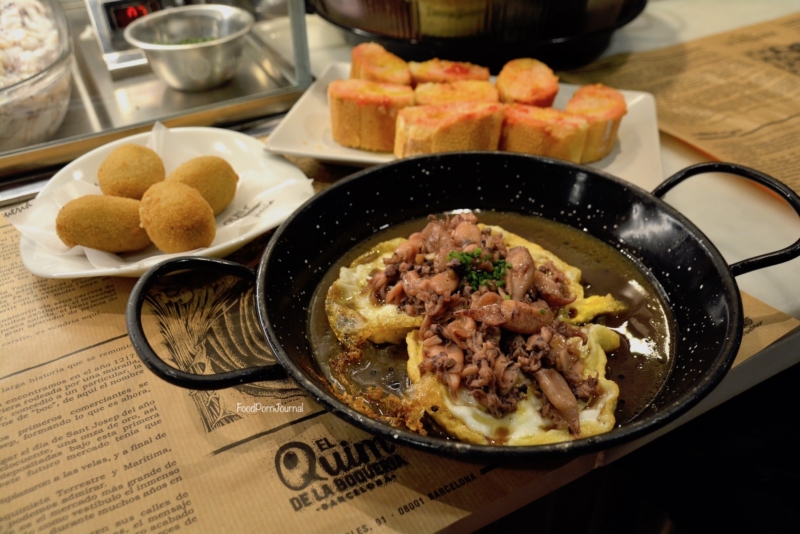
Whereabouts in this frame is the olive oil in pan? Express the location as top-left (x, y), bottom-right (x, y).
top-left (307, 212), bottom-right (676, 426)
top-left (307, 218), bottom-right (418, 400)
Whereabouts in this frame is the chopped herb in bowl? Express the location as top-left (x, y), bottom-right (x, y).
top-left (178, 37), bottom-right (216, 44)
top-left (157, 37), bottom-right (217, 45)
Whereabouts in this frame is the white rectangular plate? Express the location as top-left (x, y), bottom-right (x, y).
top-left (265, 62), bottom-right (663, 189)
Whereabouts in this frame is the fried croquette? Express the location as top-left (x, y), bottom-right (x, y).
top-left (55, 195), bottom-right (152, 253)
top-left (140, 181), bottom-right (216, 253)
top-left (98, 144), bottom-right (165, 199)
top-left (166, 156), bottom-right (238, 215)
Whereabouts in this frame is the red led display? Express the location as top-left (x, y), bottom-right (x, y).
top-left (111, 2), bottom-right (151, 29)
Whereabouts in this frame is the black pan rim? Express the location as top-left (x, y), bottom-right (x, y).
top-left (255, 151), bottom-right (743, 462)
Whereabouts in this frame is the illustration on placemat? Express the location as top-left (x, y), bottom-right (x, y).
top-left (145, 273), bottom-right (305, 433)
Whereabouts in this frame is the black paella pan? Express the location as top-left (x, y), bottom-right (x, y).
top-left (127, 152), bottom-right (800, 463)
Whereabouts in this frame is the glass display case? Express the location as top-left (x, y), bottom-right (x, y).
top-left (0, 0), bottom-right (312, 181)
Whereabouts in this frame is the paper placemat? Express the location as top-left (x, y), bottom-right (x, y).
top-left (559, 13), bottom-right (800, 195)
top-left (1, 212), bottom-right (798, 533)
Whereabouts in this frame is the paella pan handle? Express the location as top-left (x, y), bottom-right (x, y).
top-left (126, 256), bottom-right (287, 390)
top-left (652, 162), bottom-right (800, 277)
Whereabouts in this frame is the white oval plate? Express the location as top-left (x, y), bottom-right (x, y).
top-left (15, 126), bottom-right (314, 278)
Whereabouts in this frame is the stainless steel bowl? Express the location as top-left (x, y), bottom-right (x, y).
top-left (124, 5), bottom-right (255, 92)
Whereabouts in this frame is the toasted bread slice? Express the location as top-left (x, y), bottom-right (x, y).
top-left (394, 101), bottom-right (505, 157)
top-left (414, 80), bottom-right (499, 105)
top-left (496, 58), bottom-right (559, 107)
top-left (408, 58), bottom-right (490, 85)
top-left (329, 79), bottom-right (415, 152)
top-left (500, 104), bottom-right (589, 163)
top-left (350, 42), bottom-right (412, 86)
top-left (565, 84), bottom-right (627, 163)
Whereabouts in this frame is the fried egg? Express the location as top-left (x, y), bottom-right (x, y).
top-left (325, 224), bottom-right (625, 445)
top-left (405, 324), bottom-right (620, 445)
top-left (325, 237), bottom-right (423, 348)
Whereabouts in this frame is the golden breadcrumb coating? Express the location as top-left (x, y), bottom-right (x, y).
top-left (55, 195), bottom-right (151, 253)
top-left (139, 181), bottom-right (216, 253)
top-left (97, 144), bottom-right (165, 200)
top-left (167, 155), bottom-right (239, 215)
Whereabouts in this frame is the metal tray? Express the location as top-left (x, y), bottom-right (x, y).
top-left (0, 0), bottom-right (312, 181)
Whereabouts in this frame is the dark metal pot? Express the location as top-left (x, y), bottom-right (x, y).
top-left (127, 153), bottom-right (800, 463)
top-left (308, 0), bottom-right (648, 71)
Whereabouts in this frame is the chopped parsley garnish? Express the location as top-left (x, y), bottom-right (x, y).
top-left (447, 248), bottom-right (509, 290)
